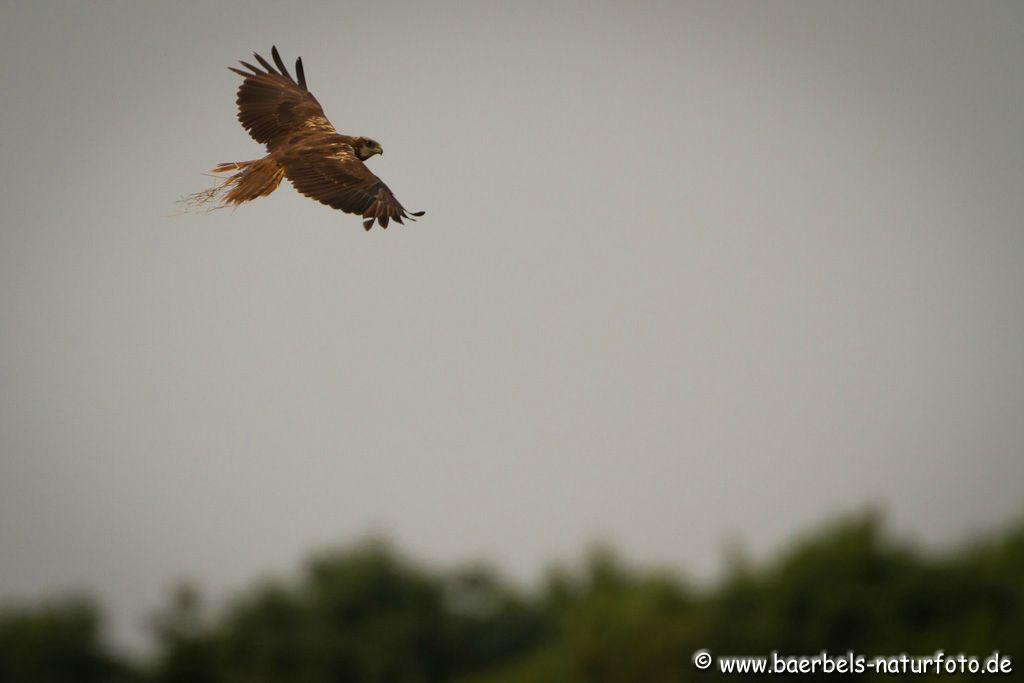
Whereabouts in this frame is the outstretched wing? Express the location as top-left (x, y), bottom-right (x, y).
top-left (229, 46), bottom-right (333, 144)
top-left (278, 134), bottom-right (425, 230)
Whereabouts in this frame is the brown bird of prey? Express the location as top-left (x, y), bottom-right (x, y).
top-left (187, 46), bottom-right (423, 230)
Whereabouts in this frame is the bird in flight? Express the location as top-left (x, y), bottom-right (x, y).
top-left (186, 46), bottom-right (423, 230)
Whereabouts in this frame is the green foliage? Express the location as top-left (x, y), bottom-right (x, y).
top-left (2, 513), bottom-right (1022, 682)
top-left (150, 539), bottom-right (550, 683)
top-left (0, 599), bottom-right (136, 683)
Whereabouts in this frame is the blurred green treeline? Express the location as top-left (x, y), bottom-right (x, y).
top-left (2, 511), bottom-right (1022, 682)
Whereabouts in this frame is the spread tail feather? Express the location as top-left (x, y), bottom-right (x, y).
top-left (180, 156), bottom-right (284, 211)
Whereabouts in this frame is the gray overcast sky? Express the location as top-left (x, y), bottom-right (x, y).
top-left (2, 0), bottom-right (1023, 648)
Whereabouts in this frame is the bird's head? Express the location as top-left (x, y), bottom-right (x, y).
top-left (354, 137), bottom-right (383, 161)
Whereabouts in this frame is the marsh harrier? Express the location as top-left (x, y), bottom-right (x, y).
top-left (188, 46), bottom-right (423, 230)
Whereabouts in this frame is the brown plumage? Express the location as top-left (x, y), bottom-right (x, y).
top-left (186, 46), bottom-right (424, 230)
